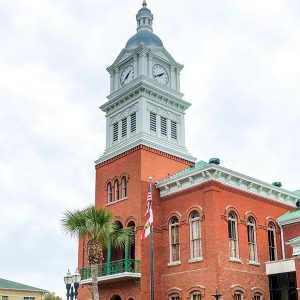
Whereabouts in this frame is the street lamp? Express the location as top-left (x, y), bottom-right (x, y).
top-left (64, 269), bottom-right (81, 300)
top-left (211, 289), bottom-right (222, 300)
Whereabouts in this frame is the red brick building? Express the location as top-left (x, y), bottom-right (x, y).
top-left (77, 3), bottom-right (300, 300)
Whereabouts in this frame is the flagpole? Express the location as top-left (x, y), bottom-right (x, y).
top-left (149, 177), bottom-right (154, 300)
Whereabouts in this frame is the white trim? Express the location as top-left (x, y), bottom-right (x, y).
top-left (80, 272), bottom-right (141, 285)
top-left (156, 164), bottom-right (299, 207)
top-left (265, 258), bottom-right (295, 275)
top-left (278, 216), bottom-right (300, 226)
top-left (95, 131), bottom-right (196, 164)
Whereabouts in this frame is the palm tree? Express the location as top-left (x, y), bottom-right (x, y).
top-left (61, 206), bottom-right (133, 300)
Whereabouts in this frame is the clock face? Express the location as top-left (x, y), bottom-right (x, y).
top-left (120, 65), bottom-right (134, 86)
top-left (152, 64), bottom-right (169, 85)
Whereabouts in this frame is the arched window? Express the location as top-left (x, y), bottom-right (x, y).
top-left (190, 291), bottom-right (202, 300)
top-left (247, 217), bottom-right (258, 262)
top-left (228, 211), bottom-right (239, 259)
top-left (233, 291), bottom-right (244, 300)
top-left (169, 216), bottom-right (180, 263)
top-left (169, 294), bottom-right (179, 300)
top-left (268, 222), bottom-right (277, 261)
top-left (189, 211), bottom-right (201, 260)
top-left (253, 293), bottom-right (263, 300)
top-left (107, 182), bottom-right (112, 203)
top-left (122, 176), bottom-right (127, 198)
top-left (127, 221), bottom-right (135, 259)
top-left (114, 180), bottom-right (120, 201)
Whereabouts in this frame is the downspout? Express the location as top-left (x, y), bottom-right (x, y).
top-left (278, 222), bottom-right (286, 260)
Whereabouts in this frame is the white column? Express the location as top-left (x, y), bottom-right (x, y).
top-left (171, 66), bottom-right (176, 89)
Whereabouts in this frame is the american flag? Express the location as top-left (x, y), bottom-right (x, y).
top-left (141, 181), bottom-right (153, 239)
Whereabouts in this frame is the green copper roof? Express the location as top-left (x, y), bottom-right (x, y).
top-left (288, 236), bottom-right (300, 244)
top-left (0, 278), bottom-right (47, 292)
top-left (277, 209), bottom-right (300, 222)
top-left (168, 161), bottom-right (209, 179)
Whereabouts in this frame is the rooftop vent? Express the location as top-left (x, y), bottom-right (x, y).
top-left (209, 158), bottom-right (220, 165)
top-left (272, 182), bottom-right (282, 188)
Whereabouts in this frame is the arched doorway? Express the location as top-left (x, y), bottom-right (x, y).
top-left (110, 296), bottom-right (122, 300)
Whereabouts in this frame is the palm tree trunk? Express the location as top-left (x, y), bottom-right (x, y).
top-left (91, 263), bottom-right (99, 300)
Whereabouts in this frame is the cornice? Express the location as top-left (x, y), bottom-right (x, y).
top-left (100, 76), bottom-right (189, 114)
top-left (95, 132), bottom-right (196, 165)
top-left (278, 217), bottom-right (300, 226)
top-left (156, 164), bottom-right (299, 207)
top-left (107, 44), bottom-right (183, 72)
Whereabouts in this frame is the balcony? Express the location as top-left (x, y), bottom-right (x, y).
top-left (80, 259), bottom-right (141, 284)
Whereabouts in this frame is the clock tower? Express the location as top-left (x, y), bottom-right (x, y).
top-left (96, 1), bottom-right (195, 164)
top-left (78, 3), bottom-right (196, 300)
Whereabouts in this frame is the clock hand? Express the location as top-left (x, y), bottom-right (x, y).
top-left (121, 71), bottom-right (131, 85)
top-left (154, 72), bottom-right (165, 78)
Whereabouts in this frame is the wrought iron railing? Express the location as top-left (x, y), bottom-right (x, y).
top-left (80, 259), bottom-right (140, 280)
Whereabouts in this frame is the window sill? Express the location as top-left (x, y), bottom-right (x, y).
top-left (229, 257), bottom-right (242, 263)
top-left (188, 257), bottom-right (203, 264)
top-left (168, 261), bottom-right (181, 267)
top-left (106, 197), bottom-right (127, 206)
top-left (248, 261), bottom-right (260, 266)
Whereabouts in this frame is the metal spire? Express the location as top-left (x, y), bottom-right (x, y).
top-left (142, 0), bottom-right (147, 7)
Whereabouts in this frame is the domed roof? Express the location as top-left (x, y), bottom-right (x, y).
top-left (125, 30), bottom-right (164, 49)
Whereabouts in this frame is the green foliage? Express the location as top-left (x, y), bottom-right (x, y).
top-left (44, 293), bottom-right (62, 300)
top-left (61, 206), bottom-right (133, 250)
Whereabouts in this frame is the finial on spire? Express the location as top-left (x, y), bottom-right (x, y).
top-left (143, 0), bottom-right (147, 7)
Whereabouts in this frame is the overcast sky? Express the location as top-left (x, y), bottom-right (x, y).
top-left (0, 0), bottom-right (300, 298)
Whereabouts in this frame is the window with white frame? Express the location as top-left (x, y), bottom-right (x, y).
top-left (24, 298), bottom-right (35, 300)
top-left (253, 293), bottom-right (262, 300)
top-left (189, 211), bottom-right (201, 259)
top-left (130, 113), bottom-right (136, 133)
top-left (268, 222), bottom-right (277, 261)
top-left (122, 176), bottom-right (127, 198)
top-left (169, 294), bottom-right (179, 300)
top-left (114, 180), bottom-right (120, 201)
top-left (113, 122), bottom-right (118, 142)
top-left (233, 291), bottom-right (244, 300)
top-left (228, 211), bottom-right (239, 259)
top-left (190, 292), bottom-right (201, 300)
top-left (247, 217), bottom-right (258, 262)
top-left (121, 118), bottom-right (127, 137)
top-left (150, 112), bottom-right (157, 132)
top-left (2, 296), bottom-right (8, 300)
top-left (107, 182), bottom-right (113, 203)
top-left (169, 216), bottom-right (180, 263)
top-left (171, 121), bottom-right (178, 140)
top-left (160, 116), bottom-right (167, 136)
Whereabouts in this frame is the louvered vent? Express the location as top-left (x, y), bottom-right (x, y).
top-left (122, 118), bottom-right (127, 137)
top-left (130, 113), bottom-right (136, 133)
top-left (150, 112), bottom-right (157, 132)
top-left (161, 117), bottom-right (167, 136)
top-left (113, 123), bottom-right (118, 142)
top-left (171, 121), bottom-right (177, 140)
